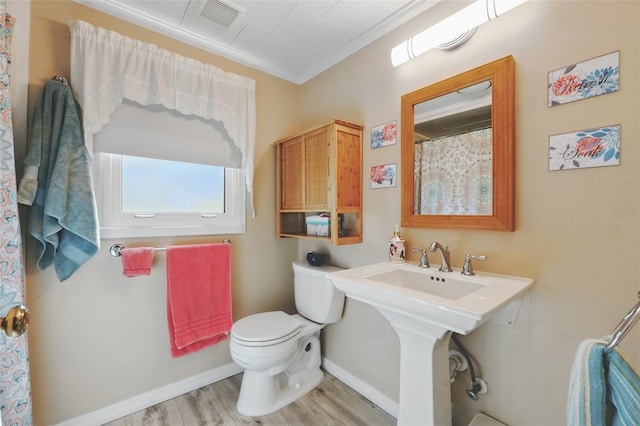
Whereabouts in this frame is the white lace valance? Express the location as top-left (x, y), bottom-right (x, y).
top-left (68, 19), bottom-right (256, 216)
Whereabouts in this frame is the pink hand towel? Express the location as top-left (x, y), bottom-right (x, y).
top-left (121, 247), bottom-right (155, 277)
top-left (166, 243), bottom-right (232, 358)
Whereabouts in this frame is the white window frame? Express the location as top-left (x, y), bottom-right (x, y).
top-left (95, 153), bottom-right (246, 239)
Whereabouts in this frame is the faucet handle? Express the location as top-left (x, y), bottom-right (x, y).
top-left (411, 248), bottom-right (430, 268)
top-left (461, 254), bottom-right (487, 276)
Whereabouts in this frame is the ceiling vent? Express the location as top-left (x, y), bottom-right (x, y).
top-left (199, 0), bottom-right (246, 29)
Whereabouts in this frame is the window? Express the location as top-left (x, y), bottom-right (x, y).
top-left (97, 154), bottom-right (245, 238)
top-left (70, 20), bottom-right (256, 239)
top-left (92, 100), bottom-right (246, 239)
top-left (121, 156), bottom-right (225, 213)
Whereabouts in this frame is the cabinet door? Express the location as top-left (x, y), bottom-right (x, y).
top-left (304, 126), bottom-right (329, 210)
top-left (336, 126), bottom-right (362, 208)
top-left (280, 136), bottom-right (304, 210)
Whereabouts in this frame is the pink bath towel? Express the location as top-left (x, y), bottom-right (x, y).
top-left (166, 243), bottom-right (232, 358)
top-left (121, 247), bottom-right (155, 277)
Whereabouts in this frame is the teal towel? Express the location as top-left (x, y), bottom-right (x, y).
top-left (20, 80), bottom-right (99, 281)
top-left (568, 338), bottom-right (640, 426)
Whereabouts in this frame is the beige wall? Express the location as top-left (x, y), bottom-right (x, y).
top-left (303, 1), bottom-right (640, 425)
top-left (15, 0), bottom-right (640, 425)
top-left (23, 1), bottom-right (302, 424)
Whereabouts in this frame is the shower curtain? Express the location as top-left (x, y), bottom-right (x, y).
top-left (0, 1), bottom-right (32, 424)
top-left (414, 128), bottom-right (493, 215)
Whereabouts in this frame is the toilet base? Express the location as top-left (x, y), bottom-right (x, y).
top-left (237, 367), bottom-right (323, 417)
top-left (236, 330), bottom-right (324, 417)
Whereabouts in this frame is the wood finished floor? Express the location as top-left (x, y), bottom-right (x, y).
top-left (104, 371), bottom-right (397, 426)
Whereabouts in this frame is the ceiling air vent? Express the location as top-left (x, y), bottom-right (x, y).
top-left (199, 0), bottom-right (246, 29)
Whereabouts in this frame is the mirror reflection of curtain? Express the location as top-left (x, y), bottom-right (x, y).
top-left (414, 128), bottom-right (492, 215)
top-left (0, 2), bottom-right (32, 424)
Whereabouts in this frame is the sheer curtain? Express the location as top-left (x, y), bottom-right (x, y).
top-left (68, 20), bottom-right (257, 215)
top-left (414, 128), bottom-right (493, 215)
top-left (0, 1), bottom-right (32, 423)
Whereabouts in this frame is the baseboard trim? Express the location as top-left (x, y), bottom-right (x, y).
top-left (53, 358), bottom-right (397, 425)
top-left (322, 357), bottom-right (398, 419)
top-left (53, 363), bottom-right (243, 426)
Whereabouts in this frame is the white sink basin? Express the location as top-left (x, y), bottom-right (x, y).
top-left (367, 268), bottom-right (484, 300)
top-left (330, 261), bottom-right (534, 426)
top-left (331, 261), bottom-right (534, 335)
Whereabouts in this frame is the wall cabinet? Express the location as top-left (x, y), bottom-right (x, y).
top-left (275, 119), bottom-right (363, 245)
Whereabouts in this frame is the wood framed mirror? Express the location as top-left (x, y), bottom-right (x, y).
top-left (401, 55), bottom-right (515, 231)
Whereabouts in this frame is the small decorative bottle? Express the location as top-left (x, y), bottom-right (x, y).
top-left (388, 224), bottom-right (406, 263)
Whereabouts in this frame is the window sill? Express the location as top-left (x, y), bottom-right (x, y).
top-left (100, 224), bottom-right (245, 239)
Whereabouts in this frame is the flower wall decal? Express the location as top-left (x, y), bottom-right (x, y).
top-left (370, 163), bottom-right (397, 188)
top-left (548, 51), bottom-right (619, 106)
top-left (549, 125), bottom-right (620, 171)
top-left (371, 120), bottom-right (397, 149)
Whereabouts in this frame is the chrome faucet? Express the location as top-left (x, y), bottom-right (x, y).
top-left (461, 254), bottom-right (487, 276)
top-left (411, 248), bottom-right (430, 268)
top-left (429, 242), bottom-right (452, 272)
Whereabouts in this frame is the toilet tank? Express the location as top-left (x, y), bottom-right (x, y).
top-left (292, 261), bottom-right (345, 324)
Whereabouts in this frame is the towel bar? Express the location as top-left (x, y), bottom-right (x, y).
top-left (605, 290), bottom-right (640, 352)
top-left (110, 239), bottom-right (232, 257)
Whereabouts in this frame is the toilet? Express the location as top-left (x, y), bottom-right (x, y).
top-left (229, 261), bottom-right (345, 416)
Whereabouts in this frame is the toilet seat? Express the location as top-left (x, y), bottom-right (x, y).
top-left (231, 311), bottom-right (301, 347)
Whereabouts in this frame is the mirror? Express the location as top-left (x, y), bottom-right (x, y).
top-left (401, 56), bottom-right (515, 231)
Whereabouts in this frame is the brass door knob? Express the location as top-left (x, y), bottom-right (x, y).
top-left (1, 305), bottom-right (29, 337)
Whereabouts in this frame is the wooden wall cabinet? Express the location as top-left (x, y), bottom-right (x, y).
top-left (275, 119), bottom-right (363, 245)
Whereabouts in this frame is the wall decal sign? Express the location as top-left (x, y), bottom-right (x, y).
top-left (549, 125), bottom-right (620, 171)
top-left (370, 163), bottom-right (396, 188)
top-left (548, 51), bottom-right (619, 106)
top-left (371, 120), bottom-right (397, 149)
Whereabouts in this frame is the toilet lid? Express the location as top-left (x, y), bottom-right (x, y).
top-left (231, 311), bottom-right (301, 346)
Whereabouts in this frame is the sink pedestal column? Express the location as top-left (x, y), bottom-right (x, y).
top-left (330, 261), bottom-right (535, 426)
top-left (383, 312), bottom-right (453, 426)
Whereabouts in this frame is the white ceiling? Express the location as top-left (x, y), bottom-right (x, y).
top-left (73, 0), bottom-right (441, 84)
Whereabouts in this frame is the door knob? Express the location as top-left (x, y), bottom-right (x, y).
top-left (1, 305), bottom-right (29, 337)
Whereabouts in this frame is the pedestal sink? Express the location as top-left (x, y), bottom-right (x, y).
top-left (330, 261), bottom-right (534, 426)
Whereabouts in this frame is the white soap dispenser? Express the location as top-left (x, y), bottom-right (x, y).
top-left (388, 224), bottom-right (406, 263)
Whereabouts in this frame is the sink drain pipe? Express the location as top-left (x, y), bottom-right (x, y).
top-left (451, 334), bottom-right (486, 401)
